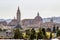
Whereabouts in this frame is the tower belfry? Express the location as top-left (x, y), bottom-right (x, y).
top-left (16, 6), bottom-right (21, 24)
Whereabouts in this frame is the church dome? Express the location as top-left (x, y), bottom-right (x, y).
top-left (35, 12), bottom-right (42, 21)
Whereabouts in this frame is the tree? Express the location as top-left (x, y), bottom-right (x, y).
top-left (25, 29), bottom-right (30, 35)
top-left (29, 28), bottom-right (36, 39)
top-left (42, 28), bottom-right (46, 38)
top-left (56, 26), bottom-right (59, 31)
top-left (53, 25), bottom-right (56, 33)
top-left (42, 28), bottom-right (46, 35)
top-left (50, 32), bottom-right (52, 39)
top-left (56, 30), bottom-right (60, 37)
top-left (37, 28), bottom-right (44, 39)
top-left (24, 29), bottom-right (30, 39)
top-left (14, 28), bottom-right (23, 39)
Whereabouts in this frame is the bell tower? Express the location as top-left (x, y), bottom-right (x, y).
top-left (16, 6), bottom-right (21, 24)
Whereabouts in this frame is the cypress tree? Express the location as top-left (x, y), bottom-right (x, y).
top-left (29, 28), bottom-right (36, 39)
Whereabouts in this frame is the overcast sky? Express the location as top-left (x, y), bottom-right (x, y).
top-left (0, 0), bottom-right (60, 19)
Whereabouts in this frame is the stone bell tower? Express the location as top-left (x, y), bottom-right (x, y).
top-left (16, 6), bottom-right (21, 24)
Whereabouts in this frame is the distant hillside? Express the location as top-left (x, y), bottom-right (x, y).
top-left (43, 17), bottom-right (60, 23)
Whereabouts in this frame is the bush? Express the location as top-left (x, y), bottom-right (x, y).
top-left (56, 30), bottom-right (60, 37)
top-left (37, 28), bottom-right (44, 39)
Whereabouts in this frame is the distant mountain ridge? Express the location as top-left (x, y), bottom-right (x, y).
top-left (43, 17), bottom-right (60, 23)
top-left (0, 17), bottom-right (60, 23)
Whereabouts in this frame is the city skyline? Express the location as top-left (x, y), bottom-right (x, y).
top-left (0, 0), bottom-right (60, 19)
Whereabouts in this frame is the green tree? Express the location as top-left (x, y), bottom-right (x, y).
top-left (29, 28), bottom-right (36, 39)
top-left (56, 30), bottom-right (60, 37)
top-left (25, 29), bottom-right (30, 39)
top-left (42, 28), bottom-right (46, 38)
top-left (14, 28), bottom-right (23, 39)
top-left (37, 28), bottom-right (44, 39)
top-left (53, 25), bottom-right (56, 33)
top-left (25, 29), bottom-right (30, 35)
top-left (50, 32), bottom-right (52, 39)
top-left (56, 26), bottom-right (59, 31)
top-left (42, 28), bottom-right (46, 35)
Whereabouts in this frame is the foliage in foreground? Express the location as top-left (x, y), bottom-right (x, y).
top-left (13, 27), bottom-right (60, 39)
top-left (56, 30), bottom-right (60, 37)
top-left (14, 28), bottom-right (23, 39)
